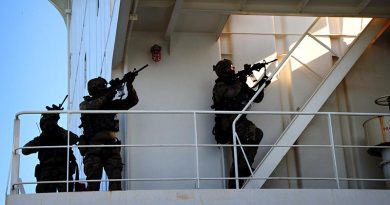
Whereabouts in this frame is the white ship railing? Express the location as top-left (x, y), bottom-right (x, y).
top-left (8, 110), bottom-right (390, 195)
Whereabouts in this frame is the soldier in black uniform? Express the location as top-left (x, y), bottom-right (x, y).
top-left (79, 75), bottom-right (138, 191)
top-left (212, 59), bottom-right (269, 188)
top-left (22, 105), bottom-right (78, 193)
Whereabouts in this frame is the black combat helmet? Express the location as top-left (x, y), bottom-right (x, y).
top-left (87, 77), bottom-right (108, 96)
top-left (39, 114), bottom-right (59, 131)
top-left (40, 104), bottom-right (61, 131)
top-left (213, 59), bottom-right (234, 78)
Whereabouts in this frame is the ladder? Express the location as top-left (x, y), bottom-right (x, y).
top-left (241, 18), bottom-right (388, 189)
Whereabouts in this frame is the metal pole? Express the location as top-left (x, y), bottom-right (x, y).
top-left (233, 132), bottom-right (239, 189)
top-left (11, 117), bottom-right (21, 194)
top-left (66, 113), bottom-right (70, 192)
top-left (327, 113), bottom-right (340, 189)
top-left (193, 113), bottom-right (200, 188)
top-left (66, 0), bottom-right (71, 110)
top-left (65, 0), bottom-right (72, 192)
top-left (307, 33), bottom-right (338, 57)
top-left (220, 146), bottom-right (226, 188)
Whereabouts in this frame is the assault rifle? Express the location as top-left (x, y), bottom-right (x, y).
top-left (236, 59), bottom-right (277, 88)
top-left (108, 64), bottom-right (148, 98)
top-left (46, 95), bottom-right (68, 111)
top-left (236, 59), bottom-right (277, 80)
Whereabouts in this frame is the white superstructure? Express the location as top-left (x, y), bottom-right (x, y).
top-left (6, 0), bottom-right (390, 204)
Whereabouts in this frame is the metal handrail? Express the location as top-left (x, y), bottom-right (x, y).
top-left (10, 110), bottom-right (390, 194)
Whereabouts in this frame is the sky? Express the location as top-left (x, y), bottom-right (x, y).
top-left (0, 0), bottom-right (68, 201)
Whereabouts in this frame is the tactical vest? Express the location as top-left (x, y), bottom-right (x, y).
top-left (79, 96), bottom-right (119, 136)
top-left (212, 78), bottom-right (255, 144)
top-left (212, 78), bottom-right (254, 111)
top-left (37, 129), bottom-right (76, 166)
top-left (80, 113), bottom-right (119, 136)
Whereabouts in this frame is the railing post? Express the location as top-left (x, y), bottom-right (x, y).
top-left (11, 117), bottom-right (21, 195)
top-left (232, 132), bottom-right (240, 189)
top-left (193, 112), bottom-right (200, 188)
top-left (220, 145), bottom-right (226, 188)
top-left (327, 113), bottom-right (340, 189)
top-left (66, 110), bottom-right (70, 192)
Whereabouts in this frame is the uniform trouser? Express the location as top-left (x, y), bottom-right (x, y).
top-left (84, 147), bottom-right (123, 191)
top-left (228, 119), bottom-right (263, 188)
top-left (35, 165), bottom-right (74, 193)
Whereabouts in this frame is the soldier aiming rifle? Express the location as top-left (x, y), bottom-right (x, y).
top-left (22, 95), bottom-right (79, 193)
top-left (79, 65), bottom-right (145, 191)
top-left (211, 58), bottom-right (276, 188)
top-left (237, 59), bottom-right (277, 88)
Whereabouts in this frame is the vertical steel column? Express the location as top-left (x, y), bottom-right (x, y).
top-left (65, 0), bottom-right (72, 192)
top-left (11, 117), bottom-right (21, 195)
top-left (66, 111), bottom-right (70, 192)
top-left (193, 112), bottom-right (200, 188)
top-left (327, 113), bottom-right (340, 189)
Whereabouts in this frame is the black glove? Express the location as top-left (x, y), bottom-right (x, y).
top-left (264, 76), bottom-right (271, 87)
top-left (258, 76), bottom-right (271, 88)
top-left (109, 78), bottom-right (122, 88)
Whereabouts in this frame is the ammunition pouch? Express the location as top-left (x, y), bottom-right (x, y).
top-left (213, 116), bottom-right (234, 144)
top-left (84, 132), bottom-right (121, 156)
top-left (103, 137), bottom-right (121, 154)
top-left (80, 114), bottom-right (119, 136)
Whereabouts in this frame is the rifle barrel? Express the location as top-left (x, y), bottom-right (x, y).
top-left (59, 95), bottom-right (69, 108)
top-left (134, 64), bottom-right (149, 74)
top-left (267, 59), bottom-right (277, 64)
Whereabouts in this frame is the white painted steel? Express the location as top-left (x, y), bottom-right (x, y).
top-left (364, 116), bottom-right (390, 146)
top-left (220, 146), bottom-right (226, 188)
top-left (307, 33), bottom-right (339, 57)
top-left (65, 0), bottom-right (71, 193)
top-left (382, 149), bottom-right (390, 188)
top-left (193, 113), bottom-right (200, 188)
top-left (364, 115), bottom-right (390, 188)
top-left (232, 18), bottom-right (321, 189)
top-left (243, 18), bottom-right (389, 189)
top-left (6, 189), bottom-right (390, 205)
top-left (8, 110), bottom-right (390, 194)
top-left (232, 132), bottom-right (239, 189)
top-left (10, 118), bottom-right (20, 195)
top-left (327, 113), bottom-right (340, 189)
top-left (164, 0), bottom-right (183, 41)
